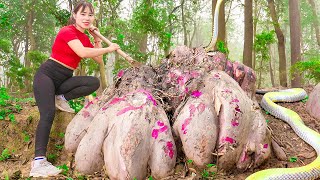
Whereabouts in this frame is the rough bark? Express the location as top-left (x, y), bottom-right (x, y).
top-left (243, 0), bottom-right (253, 68)
top-left (181, 0), bottom-right (188, 46)
top-left (269, 45), bottom-right (275, 87)
top-left (289, 0), bottom-right (302, 87)
top-left (307, 0), bottom-right (320, 47)
top-left (212, 0), bottom-right (226, 49)
top-left (267, 0), bottom-right (287, 87)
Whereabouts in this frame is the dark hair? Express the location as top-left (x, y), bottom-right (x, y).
top-left (68, 1), bottom-right (95, 25)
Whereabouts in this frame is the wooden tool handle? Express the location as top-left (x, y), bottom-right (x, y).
top-left (92, 30), bottom-right (141, 67)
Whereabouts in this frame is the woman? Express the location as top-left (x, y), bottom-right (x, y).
top-left (30, 1), bottom-right (120, 177)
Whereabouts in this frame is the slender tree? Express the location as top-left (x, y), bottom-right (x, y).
top-left (307, 0), bottom-right (320, 47)
top-left (289, 0), bottom-right (302, 87)
top-left (243, 0), bottom-right (253, 68)
top-left (252, 0), bottom-right (262, 70)
top-left (212, 0), bottom-right (226, 45)
top-left (267, 0), bottom-right (287, 87)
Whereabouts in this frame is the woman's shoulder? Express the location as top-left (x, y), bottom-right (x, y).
top-left (59, 25), bottom-right (76, 33)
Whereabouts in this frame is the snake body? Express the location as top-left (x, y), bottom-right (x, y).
top-left (246, 88), bottom-right (320, 179)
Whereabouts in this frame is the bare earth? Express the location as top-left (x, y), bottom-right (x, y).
top-left (0, 85), bottom-right (319, 180)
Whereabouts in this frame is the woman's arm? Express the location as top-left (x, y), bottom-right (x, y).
top-left (67, 39), bottom-right (119, 59)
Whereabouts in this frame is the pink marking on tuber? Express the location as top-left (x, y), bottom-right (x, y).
top-left (82, 110), bottom-right (90, 118)
top-left (197, 103), bottom-right (206, 113)
top-left (84, 101), bottom-right (94, 109)
top-left (152, 120), bottom-right (168, 139)
top-left (190, 71), bottom-right (200, 78)
top-left (191, 90), bottom-right (202, 98)
top-left (102, 97), bottom-right (126, 110)
top-left (157, 120), bottom-right (165, 126)
top-left (213, 73), bottom-right (221, 79)
top-left (225, 137), bottom-right (235, 144)
top-left (109, 97), bottom-right (126, 105)
top-left (240, 152), bottom-right (248, 162)
top-left (147, 94), bottom-right (157, 106)
top-left (235, 105), bottom-right (242, 113)
top-left (263, 144), bottom-right (269, 149)
top-left (177, 75), bottom-right (189, 87)
top-left (231, 119), bottom-right (239, 126)
top-left (116, 105), bottom-right (143, 116)
top-left (222, 89), bottom-right (232, 94)
top-left (166, 141), bottom-right (174, 159)
top-left (230, 98), bottom-right (240, 104)
top-left (181, 117), bottom-right (192, 134)
top-left (152, 129), bottom-right (159, 139)
top-left (159, 125), bottom-right (168, 133)
top-left (184, 87), bottom-right (189, 93)
top-left (117, 70), bottom-right (124, 77)
top-left (189, 104), bottom-right (196, 116)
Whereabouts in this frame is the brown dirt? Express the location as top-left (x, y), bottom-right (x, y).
top-left (1, 85), bottom-right (320, 180)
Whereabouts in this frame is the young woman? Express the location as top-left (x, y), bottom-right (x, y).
top-left (30, 1), bottom-right (120, 177)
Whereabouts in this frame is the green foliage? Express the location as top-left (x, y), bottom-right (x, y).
top-left (254, 31), bottom-right (276, 60)
top-left (254, 31), bottom-right (276, 86)
top-left (0, 39), bottom-right (11, 53)
top-left (290, 58), bottom-right (320, 83)
top-left (0, 87), bottom-right (20, 122)
top-left (187, 159), bottom-right (193, 164)
top-left (5, 56), bottom-right (32, 89)
top-left (206, 163), bottom-right (216, 168)
top-left (55, 144), bottom-right (64, 151)
top-left (289, 156), bottom-right (298, 162)
top-left (0, 3), bottom-right (12, 30)
top-left (27, 50), bottom-right (48, 69)
top-left (47, 153), bottom-right (58, 162)
top-left (57, 164), bottom-right (69, 176)
top-left (76, 175), bottom-right (87, 180)
top-left (68, 91), bottom-right (97, 113)
top-left (301, 96), bottom-right (308, 103)
top-left (0, 148), bottom-right (12, 161)
top-left (23, 131), bottom-right (30, 142)
top-left (69, 97), bottom-right (85, 113)
top-left (216, 40), bottom-right (229, 55)
top-left (0, 87), bottom-right (10, 106)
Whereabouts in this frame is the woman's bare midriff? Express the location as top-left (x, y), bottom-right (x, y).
top-left (49, 57), bottom-right (75, 71)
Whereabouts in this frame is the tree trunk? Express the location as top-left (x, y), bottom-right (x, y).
top-left (165, 5), bottom-right (181, 56)
top-left (269, 45), bottom-right (275, 87)
top-left (25, 0), bottom-right (36, 92)
top-left (181, 0), bottom-right (188, 46)
top-left (267, 0), bottom-right (287, 87)
top-left (139, 35), bottom-right (148, 53)
top-left (307, 0), bottom-right (320, 47)
top-left (99, 60), bottom-right (108, 90)
top-left (212, 0), bottom-right (226, 48)
top-left (289, 0), bottom-right (302, 87)
top-left (252, 0), bottom-right (261, 70)
top-left (258, 58), bottom-right (263, 89)
top-left (243, 0), bottom-right (253, 68)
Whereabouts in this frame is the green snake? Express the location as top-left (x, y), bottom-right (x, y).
top-left (208, 1), bottom-right (320, 178)
top-left (246, 88), bottom-right (320, 179)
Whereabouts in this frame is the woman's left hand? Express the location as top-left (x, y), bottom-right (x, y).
top-left (89, 26), bottom-right (101, 41)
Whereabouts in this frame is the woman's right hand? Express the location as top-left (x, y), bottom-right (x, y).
top-left (108, 43), bottom-right (120, 52)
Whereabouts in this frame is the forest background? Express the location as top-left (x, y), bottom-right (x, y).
top-left (0, 0), bottom-right (319, 94)
top-left (0, 0), bottom-right (319, 179)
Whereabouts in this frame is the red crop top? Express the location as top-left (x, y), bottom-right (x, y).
top-left (50, 25), bottom-right (94, 69)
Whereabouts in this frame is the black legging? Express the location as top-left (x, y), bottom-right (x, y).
top-left (33, 59), bottom-right (100, 157)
